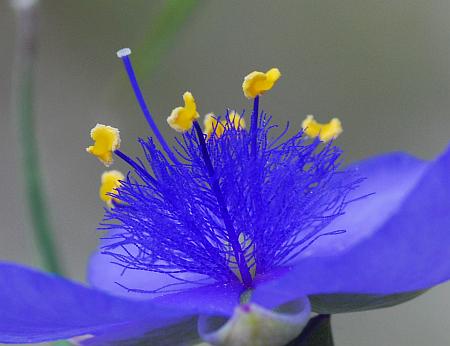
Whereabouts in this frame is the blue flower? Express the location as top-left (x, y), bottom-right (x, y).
top-left (1, 48), bottom-right (450, 345)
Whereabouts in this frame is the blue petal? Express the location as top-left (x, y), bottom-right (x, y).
top-left (88, 251), bottom-right (242, 316)
top-left (77, 317), bottom-right (199, 346)
top-left (88, 250), bottom-right (211, 300)
top-left (0, 262), bottom-right (190, 343)
top-left (298, 150), bottom-right (428, 258)
top-left (253, 144), bottom-right (450, 306)
top-left (151, 280), bottom-right (243, 316)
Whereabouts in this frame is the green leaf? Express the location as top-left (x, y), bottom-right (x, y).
top-left (310, 290), bottom-right (427, 314)
top-left (287, 315), bottom-right (334, 346)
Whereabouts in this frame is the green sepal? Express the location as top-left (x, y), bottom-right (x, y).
top-left (111, 317), bottom-right (201, 346)
top-left (309, 290), bottom-right (427, 314)
top-left (287, 314), bottom-right (334, 346)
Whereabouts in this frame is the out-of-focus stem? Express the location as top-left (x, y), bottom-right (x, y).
top-left (135, 0), bottom-right (199, 76)
top-left (10, 0), bottom-right (63, 275)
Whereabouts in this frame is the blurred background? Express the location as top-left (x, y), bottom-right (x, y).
top-left (1, 1), bottom-right (449, 345)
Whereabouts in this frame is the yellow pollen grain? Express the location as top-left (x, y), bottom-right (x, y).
top-left (302, 115), bottom-right (343, 142)
top-left (99, 170), bottom-right (124, 207)
top-left (86, 124), bottom-right (121, 167)
top-left (167, 91), bottom-right (200, 132)
top-left (242, 68), bottom-right (281, 99)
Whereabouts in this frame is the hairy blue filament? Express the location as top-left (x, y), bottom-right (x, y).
top-left (114, 149), bottom-right (157, 185)
top-left (192, 121), bottom-right (253, 288)
top-left (119, 54), bottom-right (180, 165)
top-left (100, 110), bottom-right (364, 297)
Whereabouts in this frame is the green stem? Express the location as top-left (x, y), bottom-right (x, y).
top-left (134, 0), bottom-right (199, 76)
top-left (10, 0), bottom-right (63, 275)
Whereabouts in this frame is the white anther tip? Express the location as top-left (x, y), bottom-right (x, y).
top-left (116, 48), bottom-right (131, 58)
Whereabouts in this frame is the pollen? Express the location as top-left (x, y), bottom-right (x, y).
top-left (302, 115), bottom-right (343, 142)
top-left (99, 170), bottom-right (124, 207)
top-left (242, 68), bottom-right (281, 99)
top-left (167, 91), bottom-right (200, 132)
top-left (86, 124), bottom-right (121, 167)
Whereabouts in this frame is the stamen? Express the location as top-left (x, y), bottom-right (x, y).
top-left (204, 111), bottom-right (245, 140)
top-left (116, 48), bottom-right (180, 165)
top-left (193, 121), bottom-right (253, 288)
top-left (204, 113), bottom-right (224, 140)
top-left (99, 170), bottom-right (124, 207)
top-left (226, 111), bottom-right (246, 131)
top-left (302, 115), bottom-right (343, 142)
top-left (114, 149), bottom-right (157, 185)
top-left (167, 91), bottom-right (200, 132)
top-left (86, 124), bottom-right (121, 167)
top-left (250, 96), bottom-right (260, 155)
top-left (98, 58), bottom-right (362, 294)
top-left (242, 68), bottom-right (281, 99)
top-left (242, 68), bottom-right (281, 155)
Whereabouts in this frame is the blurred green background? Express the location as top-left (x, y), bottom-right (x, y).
top-left (0, 1), bottom-right (449, 345)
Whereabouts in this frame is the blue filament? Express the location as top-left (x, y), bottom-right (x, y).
top-left (193, 121), bottom-right (253, 287)
top-left (114, 149), bottom-right (157, 185)
top-left (250, 96), bottom-right (259, 156)
top-left (119, 54), bottom-right (180, 165)
top-left (102, 110), bottom-right (364, 292)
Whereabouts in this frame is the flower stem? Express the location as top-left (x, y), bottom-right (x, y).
top-left (135, 0), bottom-right (199, 77)
top-left (10, 0), bottom-right (63, 275)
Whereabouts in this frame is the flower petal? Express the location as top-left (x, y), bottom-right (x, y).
top-left (87, 251), bottom-right (209, 300)
top-left (75, 318), bottom-right (200, 346)
top-left (152, 280), bottom-right (243, 317)
top-left (253, 144), bottom-right (450, 306)
top-left (198, 297), bottom-right (311, 346)
top-left (76, 282), bottom-right (243, 345)
top-left (87, 251), bottom-right (241, 316)
top-left (299, 150), bottom-right (428, 258)
top-left (0, 262), bottom-right (190, 343)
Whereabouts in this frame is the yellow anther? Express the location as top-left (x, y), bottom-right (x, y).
top-left (86, 124), bottom-right (121, 167)
top-left (204, 111), bottom-right (246, 140)
top-left (204, 113), bottom-right (225, 140)
top-left (225, 111), bottom-right (246, 131)
top-left (242, 68), bottom-right (281, 99)
top-left (302, 115), bottom-right (343, 142)
top-left (167, 91), bottom-right (200, 132)
top-left (99, 170), bottom-right (124, 207)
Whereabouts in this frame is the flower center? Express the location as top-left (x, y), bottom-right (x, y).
top-left (86, 48), bottom-right (362, 295)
